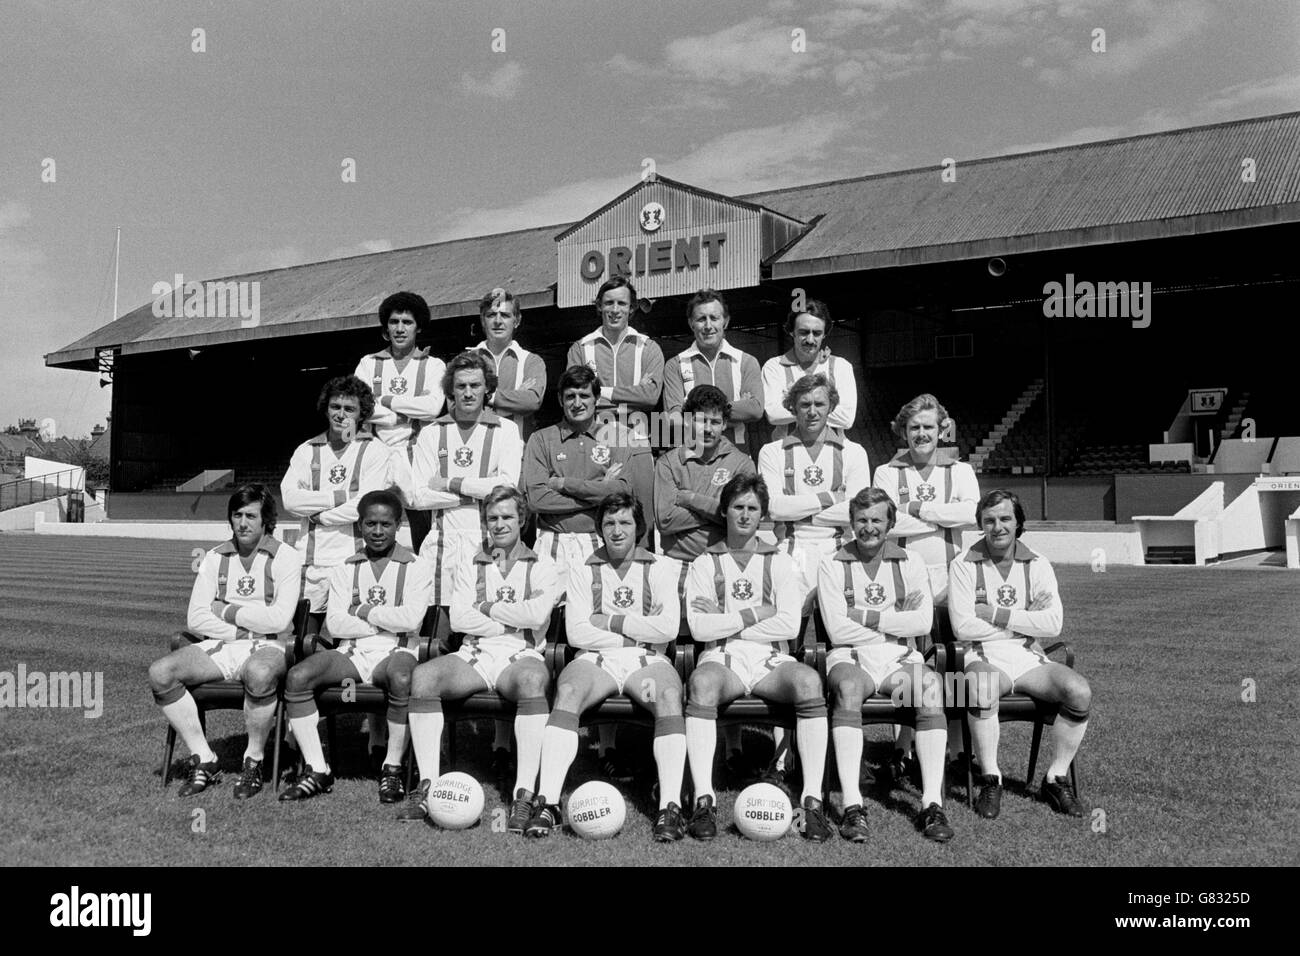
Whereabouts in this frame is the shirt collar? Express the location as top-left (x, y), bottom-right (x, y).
top-left (433, 408), bottom-right (501, 427)
top-left (680, 339), bottom-right (742, 363)
top-left (780, 428), bottom-right (845, 450)
top-left (559, 418), bottom-right (602, 441)
top-left (308, 431), bottom-right (371, 446)
top-left (887, 447), bottom-right (961, 468)
top-left (833, 540), bottom-right (908, 562)
top-left (474, 541), bottom-right (539, 564)
top-left (704, 539), bottom-right (778, 555)
top-left (215, 535), bottom-right (280, 557)
top-left (372, 347), bottom-right (428, 362)
top-left (475, 341), bottom-right (519, 362)
top-left (778, 349), bottom-right (827, 369)
top-left (964, 539), bottom-right (1037, 562)
top-left (346, 544), bottom-right (417, 564)
top-left (586, 546), bottom-right (657, 566)
top-left (582, 326), bottom-right (643, 347)
top-left (682, 437), bottom-right (739, 463)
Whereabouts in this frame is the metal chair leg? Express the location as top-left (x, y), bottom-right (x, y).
top-left (270, 703), bottom-right (283, 791)
top-left (962, 713), bottom-right (975, 806)
top-left (1027, 720), bottom-right (1045, 789)
top-left (162, 727), bottom-right (177, 788)
top-left (325, 713), bottom-right (338, 769)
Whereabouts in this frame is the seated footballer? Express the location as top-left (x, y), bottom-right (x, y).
top-left (147, 484), bottom-right (303, 799)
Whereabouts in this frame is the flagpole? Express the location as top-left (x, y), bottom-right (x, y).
top-left (112, 226), bottom-right (121, 320)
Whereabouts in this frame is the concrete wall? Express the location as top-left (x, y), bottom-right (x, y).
top-left (107, 491), bottom-right (232, 521)
top-left (1115, 473), bottom-right (1257, 523)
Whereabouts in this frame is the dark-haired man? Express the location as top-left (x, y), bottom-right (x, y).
top-left (355, 291), bottom-right (446, 551)
top-left (147, 484), bottom-right (302, 799)
top-left (281, 376), bottom-right (394, 623)
top-left (948, 490), bottom-right (1090, 820)
top-left (278, 489), bottom-right (432, 802)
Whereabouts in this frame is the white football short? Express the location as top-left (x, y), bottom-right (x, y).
top-left (827, 640), bottom-right (923, 692)
top-left (535, 530), bottom-right (601, 602)
top-left (574, 646), bottom-right (674, 696)
top-left (197, 636), bottom-right (287, 682)
top-left (302, 564), bottom-right (334, 613)
top-left (698, 639), bottom-right (797, 695)
top-left (420, 528), bottom-right (482, 608)
top-left (963, 637), bottom-right (1051, 687)
top-left (455, 635), bottom-right (546, 691)
top-left (327, 633), bottom-right (401, 684)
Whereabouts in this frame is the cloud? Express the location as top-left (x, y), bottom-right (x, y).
top-left (999, 71), bottom-right (1300, 154)
top-left (426, 112), bottom-right (864, 243)
top-left (662, 17), bottom-right (821, 87)
top-left (1073, 0), bottom-right (1212, 76)
top-left (460, 61), bottom-right (524, 100)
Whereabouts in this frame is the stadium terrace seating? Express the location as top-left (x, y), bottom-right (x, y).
top-left (859, 365), bottom-right (1023, 470)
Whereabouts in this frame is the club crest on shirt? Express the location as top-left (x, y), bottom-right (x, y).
top-left (613, 585), bottom-right (635, 609)
top-left (496, 585), bottom-right (517, 603)
top-left (366, 584), bottom-right (387, 605)
top-left (996, 584), bottom-right (1017, 608)
top-left (388, 376), bottom-right (408, 395)
top-left (916, 482), bottom-right (936, 502)
top-left (328, 464), bottom-right (347, 484)
top-left (453, 446), bottom-right (474, 467)
top-left (591, 444), bottom-right (611, 466)
top-left (803, 464), bottom-right (824, 487)
top-left (235, 575), bottom-right (256, 597)
top-left (731, 577), bottom-right (754, 601)
top-left (864, 582), bottom-right (887, 606)
top-left (710, 467), bottom-right (731, 486)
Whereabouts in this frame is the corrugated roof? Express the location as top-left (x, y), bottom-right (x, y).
top-left (47, 112), bottom-right (1300, 368)
top-left (746, 111), bottom-right (1300, 275)
top-left (48, 223), bottom-right (563, 367)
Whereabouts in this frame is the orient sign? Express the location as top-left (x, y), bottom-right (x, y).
top-left (578, 233), bottom-right (727, 281)
top-left (555, 177), bottom-right (806, 308)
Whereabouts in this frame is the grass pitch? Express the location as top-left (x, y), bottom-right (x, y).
top-left (1, 534), bottom-right (1297, 867)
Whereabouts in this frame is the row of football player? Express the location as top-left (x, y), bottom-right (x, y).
top-left (356, 281), bottom-right (861, 462)
top-left (149, 473), bottom-right (1092, 845)
top-left (245, 339), bottom-right (1081, 834)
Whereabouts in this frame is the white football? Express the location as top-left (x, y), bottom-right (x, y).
top-left (427, 772), bottom-right (485, 830)
top-left (734, 783), bottom-right (793, 841)
top-left (566, 781), bottom-right (627, 839)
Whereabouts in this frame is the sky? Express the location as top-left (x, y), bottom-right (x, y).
top-left (1, 0), bottom-right (1297, 438)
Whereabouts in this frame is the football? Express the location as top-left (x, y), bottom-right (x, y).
top-left (427, 772), bottom-right (485, 830)
top-left (734, 783), bottom-right (793, 841)
top-left (566, 781), bottom-right (627, 839)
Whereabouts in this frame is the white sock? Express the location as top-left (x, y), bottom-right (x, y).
top-left (797, 717), bottom-right (827, 803)
top-left (685, 717), bottom-right (717, 801)
top-left (288, 714), bottom-right (329, 774)
top-left (915, 727), bottom-right (946, 807)
top-left (536, 725), bottom-right (578, 802)
top-left (1046, 717), bottom-right (1088, 780)
top-left (513, 713), bottom-right (548, 795)
top-left (654, 733), bottom-right (687, 809)
top-left (162, 692), bottom-right (216, 763)
top-left (408, 711), bottom-right (443, 783)
top-left (492, 720), bottom-right (513, 751)
top-left (382, 720), bottom-right (408, 768)
top-left (243, 698), bottom-right (277, 762)
top-left (832, 725), bottom-right (864, 807)
top-left (969, 712), bottom-right (1001, 781)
